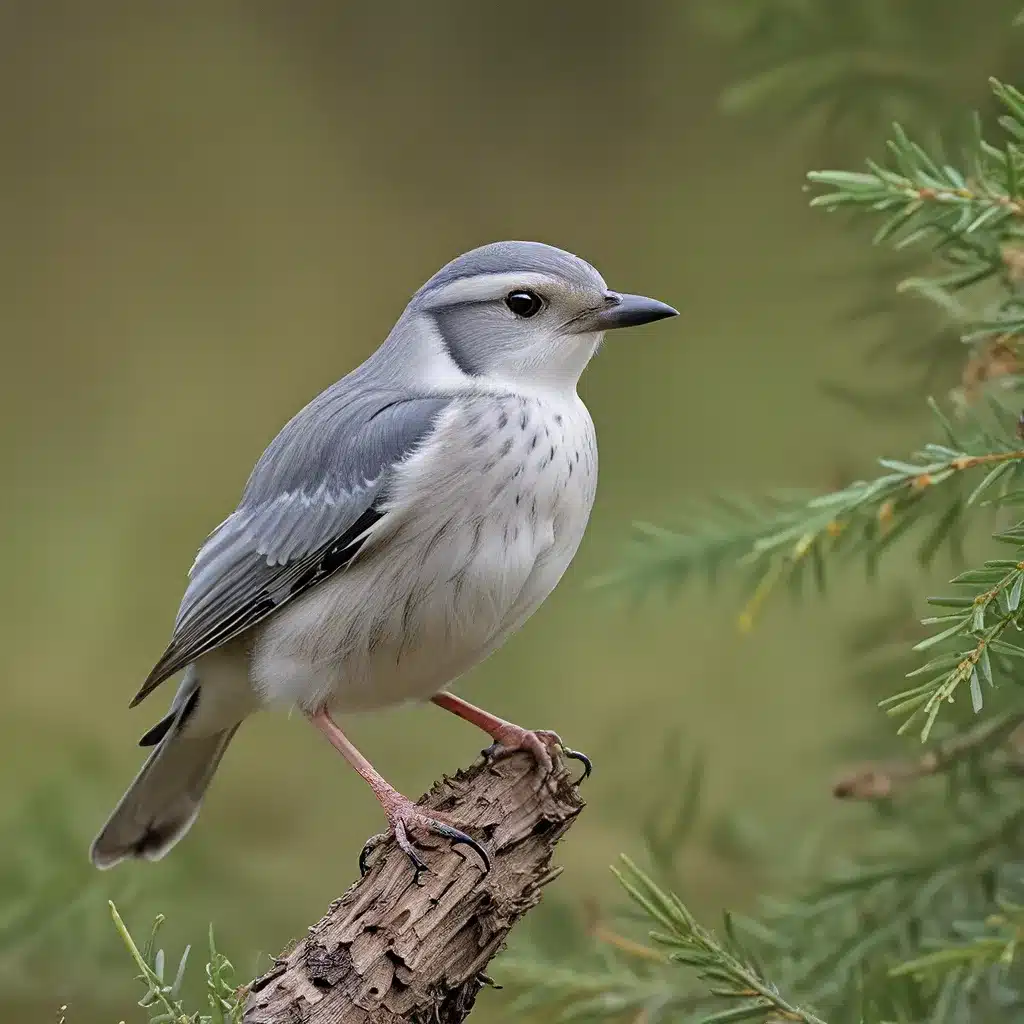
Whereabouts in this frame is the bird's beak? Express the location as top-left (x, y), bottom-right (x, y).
top-left (570, 292), bottom-right (679, 333)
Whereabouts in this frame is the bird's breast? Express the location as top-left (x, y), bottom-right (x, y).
top-left (389, 390), bottom-right (598, 575)
top-left (250, 391), bottom-right (597, 712)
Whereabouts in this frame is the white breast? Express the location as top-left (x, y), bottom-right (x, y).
top-left (249, 391), bottom-right (597, 713)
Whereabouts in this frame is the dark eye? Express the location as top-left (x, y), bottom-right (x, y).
top-left (505, 290), bottom-right (544, 318)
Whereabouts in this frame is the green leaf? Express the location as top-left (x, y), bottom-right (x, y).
top-left (970, 668), bottom-right (984, 713)
top-left (967, 462), bottom-right (1014, 504)
top-left (1009, 574), bottom-right (1023, 612)
top-left (913, 619), bottom-right (969, 651)
top-left (979, 645), bottom-right (994, 686)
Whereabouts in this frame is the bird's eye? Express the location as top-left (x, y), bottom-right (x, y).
top-left (504, 290), bottom-right (544, 318)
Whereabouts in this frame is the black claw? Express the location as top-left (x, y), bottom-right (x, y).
top-left (563, 747), bottom-right (592, 783)
top-left (408, 851), bottom-right (430, 884)
top-left (429, 821), bottom-right (491, 873)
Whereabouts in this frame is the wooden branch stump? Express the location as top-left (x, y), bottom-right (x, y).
top-left (243, 751), bottom-right (585, 1023)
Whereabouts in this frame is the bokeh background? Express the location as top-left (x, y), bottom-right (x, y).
top-left (2, 2), bottom-right (1022, 1020)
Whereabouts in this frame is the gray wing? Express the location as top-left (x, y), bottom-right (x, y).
top-left (130, 385), bottom-right (450, 707)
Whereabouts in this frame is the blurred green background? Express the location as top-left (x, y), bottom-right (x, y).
top-left (1, 2), bottom-right (1018, 1020)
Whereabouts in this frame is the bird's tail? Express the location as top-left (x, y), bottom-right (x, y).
top-left (90, 696), bottom-right (240, 869)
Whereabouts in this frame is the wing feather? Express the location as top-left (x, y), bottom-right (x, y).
top-left (130, 389), bottom-right (449, 707)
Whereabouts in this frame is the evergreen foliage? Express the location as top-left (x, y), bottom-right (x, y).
top-left (500, 33), bottom-right (1024, 1024)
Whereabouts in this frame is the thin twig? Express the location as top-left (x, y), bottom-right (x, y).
top-left (832, 708), bottom-right (1024, 800)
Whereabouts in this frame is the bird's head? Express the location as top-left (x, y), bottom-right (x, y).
top-left (393, 240), bottom-right (677, 391)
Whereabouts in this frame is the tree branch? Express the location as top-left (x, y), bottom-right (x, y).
top-left (242, 751), bottom-right (585, 1023)
top-left (832, 708), bottom-right (1024, 800)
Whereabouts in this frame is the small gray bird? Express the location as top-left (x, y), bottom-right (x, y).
top-left (91, 240), bottom-right (677, 874)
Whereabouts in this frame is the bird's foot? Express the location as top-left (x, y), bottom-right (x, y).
top-left (481, 725), bottom-right (592, 786)
top-left (359, 793), bottom-right (490, 881)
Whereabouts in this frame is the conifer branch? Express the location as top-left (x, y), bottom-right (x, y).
top-left (833, 706), bottom-right (1024, 799)
top-left (884, 549), bottom-right (1024, 738)
top-left (608, 410), bottom-right (1024, 632)
top-left (891, 897), bottom-right (1024, 979)
top-left (612, 858), bottom-right (829, 1024)
top-left (808, 80), bottom-right (1024, 342)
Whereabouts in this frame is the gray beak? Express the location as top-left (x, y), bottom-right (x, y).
top-left (573, 292), bottom-right (679, 333)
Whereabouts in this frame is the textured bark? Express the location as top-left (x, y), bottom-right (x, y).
top-left (243, 751), bottom-right (585, 1023)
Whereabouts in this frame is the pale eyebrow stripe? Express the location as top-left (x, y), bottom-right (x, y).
top-left (417, 272), bottom-right (557, 308)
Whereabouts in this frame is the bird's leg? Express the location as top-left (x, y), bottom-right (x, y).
top-left (430, 692), bottom-right (591, 783)
top-left (306, 706), bottom-right (489, 879)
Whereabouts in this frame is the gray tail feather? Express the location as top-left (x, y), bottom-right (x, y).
top-left (90, 717), bottom-right (240, 870)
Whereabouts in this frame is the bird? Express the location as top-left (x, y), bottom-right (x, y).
top-left (90, 240), bottom-right (677, 876)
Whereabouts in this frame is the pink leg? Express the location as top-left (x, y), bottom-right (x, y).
top-left (307, 706), bottom-right (489, 877)
top-left (431, 693), bottom-right (591, 781)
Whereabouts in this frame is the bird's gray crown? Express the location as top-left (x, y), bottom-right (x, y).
top-left (413, 240), bottom-right (604, 300)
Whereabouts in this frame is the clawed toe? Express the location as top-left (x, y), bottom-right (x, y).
top-left (481, 727), bottom-right (592, 786)
top-left (393, 818), bottom-right (431, 880)
top-left (359, 799), bottom-right (490, 880)
top-left (431, 694), bottom-right (592, 787)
